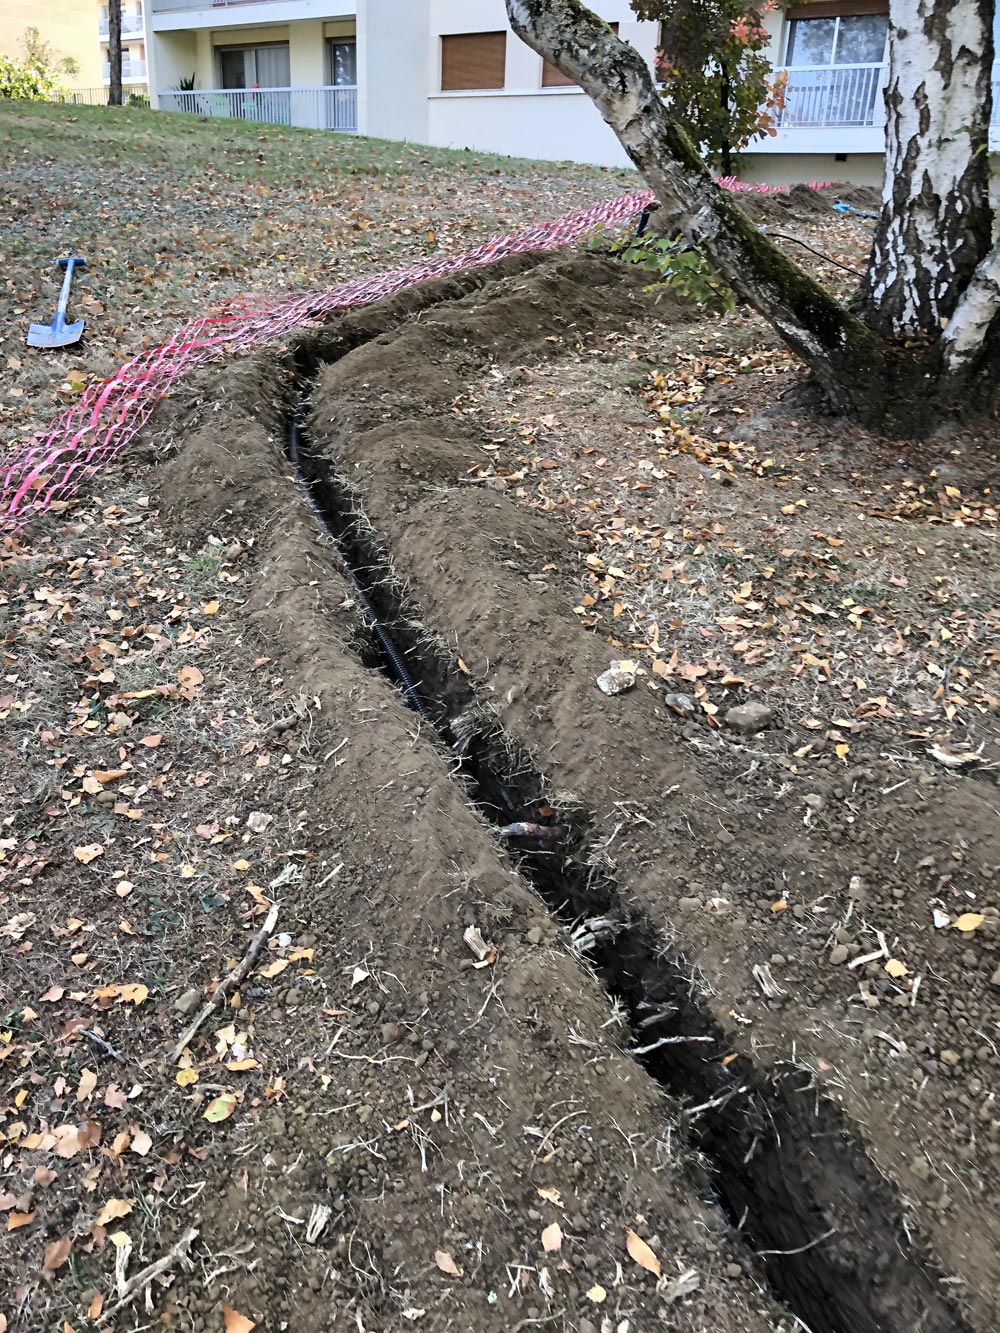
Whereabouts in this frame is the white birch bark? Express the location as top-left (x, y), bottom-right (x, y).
top-left (941, 239), bottom-right (1000, 371)
top-left (860, 0), bottom-right (995, 335)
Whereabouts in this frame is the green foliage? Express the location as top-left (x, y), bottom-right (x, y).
top-left (175, 74), bottom-right (196, 92)
top-left (630, 0), bottom-right (785, 173)
top-left (21, 26), bottom-right (79, 82)
top-left (613, 231), bottom-right (736, 315)
top-left (0, 55), bottom-right (55, 102)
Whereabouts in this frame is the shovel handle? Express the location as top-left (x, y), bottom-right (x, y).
top-left (54, 257), bottom-right (85, 328)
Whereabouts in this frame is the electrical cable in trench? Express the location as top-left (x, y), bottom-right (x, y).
top-left (286, 412), bottom-right (429, 719)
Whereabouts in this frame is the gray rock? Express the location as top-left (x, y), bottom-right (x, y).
top-left (596, 660), bottom-right (637, 696)
top-left (829, 944), bottom-right (850, 966)
top-left (174, 987), bottom-right (202, 1016)
top-left (664, 692), bottom-right (696, 718)
top-left (725, 702), bottom-right (773, 735)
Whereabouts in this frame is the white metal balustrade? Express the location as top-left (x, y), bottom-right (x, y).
top-left (99, 14), bottom-right (145, 35)
top-left (150, 0), bottom-right (292, 10)
top-left (102, 59), bottom-right (148, 79)
top-left (158, 85), bottom-right (357, 132)
top-left (776, 63), bottom-right (886, 127)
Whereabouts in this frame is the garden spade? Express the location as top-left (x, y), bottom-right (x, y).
top-left (27, 257), bottom-right (87, 349)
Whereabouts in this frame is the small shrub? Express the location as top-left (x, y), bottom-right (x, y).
top-left (612, 231), bottom-right (736, 316)
top-left (0, 55), bottom-right (55, 101)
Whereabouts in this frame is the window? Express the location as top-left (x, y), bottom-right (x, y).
top-left (217, 42), bottom-right (290, 90)
top-left (784, 8), bottom-right (888, 66)
top-left (327, 38), bottom-right (356, 87)
top-left (779, 4), bottom-right (888, 126)
top-left (541, 22), bottom-right (617, 87)
top-left (440, 32), bottom-right (506, 90)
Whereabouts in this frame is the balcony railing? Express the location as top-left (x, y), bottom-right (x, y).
top-left (99, 14), bottom-right (145, 35)
top-left (50, 85), bottom-right (150, 105)
top-left (158, 85), bottom-right (357, 132)
top-left (150, 0), bottom-right (292, 10)
top-left (102, 59), bottom-right (148, 80)
top-left (776, 62), bottom-right (886, 128)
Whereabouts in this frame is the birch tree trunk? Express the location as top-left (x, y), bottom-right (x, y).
top-left (858, 0), bottom-right (995, 336)
top-left (108, 0), bottom-right (123, 107)
top-left (505, 0), bottom-right (1000, 435)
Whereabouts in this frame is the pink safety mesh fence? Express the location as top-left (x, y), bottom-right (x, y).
top-left (0, 179), bottom-right (830, 530)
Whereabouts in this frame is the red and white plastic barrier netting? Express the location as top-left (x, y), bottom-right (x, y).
top-left (0, 179), bottom-right (830, 529)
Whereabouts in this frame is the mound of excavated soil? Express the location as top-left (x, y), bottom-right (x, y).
top-left (301, 251), bottom-right (998, 1333)
top-left (116, 268), bottom-right (774, 1332)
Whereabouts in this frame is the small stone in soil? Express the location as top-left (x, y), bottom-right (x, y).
top-left (724, 702), bottom-right (773, 735)
top-left (596, 660), bottom-right (637, 696)
top-left (663, 692), bottom-right (696, 718)
top-left (174, 987), bottom-right (202, 1015)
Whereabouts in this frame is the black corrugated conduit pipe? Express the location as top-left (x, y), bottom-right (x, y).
top-left (286, 413), bottom-right (429, 720)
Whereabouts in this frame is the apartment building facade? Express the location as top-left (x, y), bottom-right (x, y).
top-left (98, 1), bottom-right (149, 88)
top-left (144, 0), bottom-right (1000, 185)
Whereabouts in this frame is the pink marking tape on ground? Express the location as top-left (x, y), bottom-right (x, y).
top-left (0, 179), bottom-right (829, 529)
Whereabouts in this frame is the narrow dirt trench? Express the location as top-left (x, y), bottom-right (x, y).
top-left (281, 347), bottom-right (970, 1333)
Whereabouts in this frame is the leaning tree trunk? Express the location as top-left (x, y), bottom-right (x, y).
top-left (505, 0), bottom-right (1000, 435)
top-left (108, 0), bottom-right (123, 107)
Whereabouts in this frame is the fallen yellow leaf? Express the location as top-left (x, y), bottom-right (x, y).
top-left (434, 1250), bottom-right (462, 1277)
top-left (96, 1198), bottom-right (133, 1226)
top-left (626, 1228), bottom-right (661, 1277)
top-left (222, 1308), bottom-right (255, 1333)
top-left (73, 844), bottom-right (104, 865)
top-left (204, 1093), bottom-right (237, 1123)
top-left (953, 913), bottom-right (984, 933)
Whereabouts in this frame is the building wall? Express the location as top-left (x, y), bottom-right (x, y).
top-left (740, 151), bottom-right (885, 187)
top-left (359, 0), bottom-right (430, 141)
top-left (149, 27), bottom-right (196, 92)
top-left (0, 0), bottom-right (103, 88)
top-left (422, 0), bottom-right (652, 165)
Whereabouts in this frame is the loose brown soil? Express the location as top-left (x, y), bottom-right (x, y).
top-left (2, 187), bottom-right (997, 1333)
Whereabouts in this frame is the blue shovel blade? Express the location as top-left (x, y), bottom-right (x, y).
top-left (26, 319), bottom-right (86, 348)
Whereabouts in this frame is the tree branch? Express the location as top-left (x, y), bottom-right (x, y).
top-left (505, 0), bottom-right (885, 411)
top-left (941, 239), bottom-right (1000, 373)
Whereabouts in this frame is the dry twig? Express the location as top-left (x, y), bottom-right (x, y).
top-left (171, 902), bottom-right (279, 1061)
top-left (100, 1227), bottom-right (200, 1321)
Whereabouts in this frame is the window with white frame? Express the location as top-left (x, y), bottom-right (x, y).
top-left (784, 12), bottom-right (888, 67)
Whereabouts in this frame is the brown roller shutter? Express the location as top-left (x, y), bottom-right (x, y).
top-left (787, 0), bottom-right (888, 15)
top-left (542, 22), bottom-right (618, 87)
top-left (441, 32), bottom-right (507, 90)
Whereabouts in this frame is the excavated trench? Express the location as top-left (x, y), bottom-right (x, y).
top-left (275, 337), bottom-right (970, 1333)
